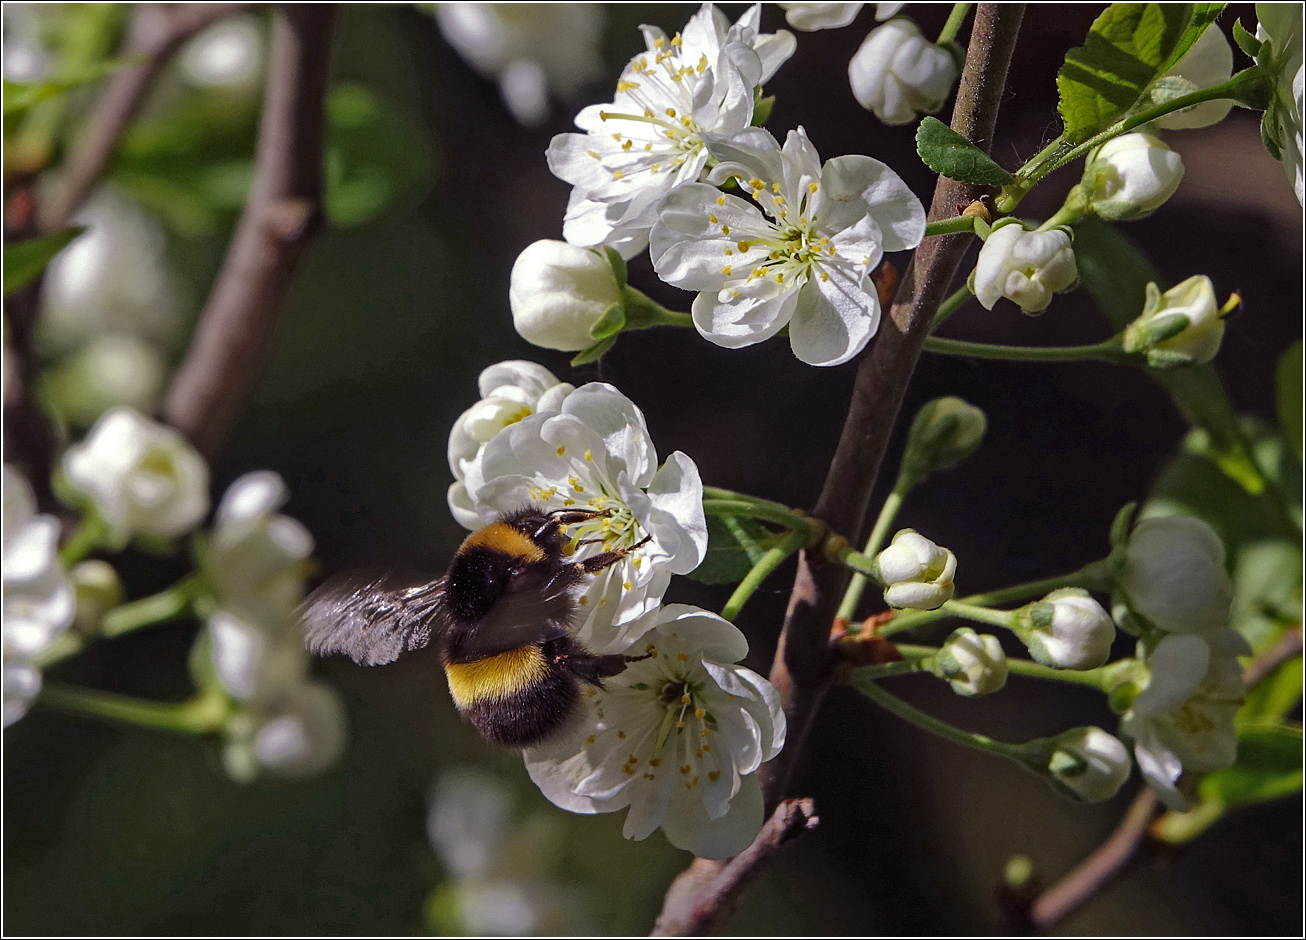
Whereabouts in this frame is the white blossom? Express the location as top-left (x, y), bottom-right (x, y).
top-left (1118, 513), bottom-right (1231, 634)
top-left (875, 529), bottom-right (956, 610)
top-left (848, 18), bottom-right (959, 125)
top-left (2, 464), bottom-right (75, 726)
top-left (462, 383), bottom-right (707, 653)
top-left (434, 4), bottom-right (605, 127)
top-left (448, 361), bottom-right (576, 529)
top-left (1258, 5), bottom-right (1305, 204)
top-left (933, 627), bottom-right (1007, 696)
top-left (548, 4), bottom-right (795, 257)
top-left (62, 407), bottom-right (210, 543)
top-left (222, 680), bottom-right (347, 782)
top-left (68, 559), bottom-right (123, 635)
top-left (971, 219), bottom-right (1078, 314)
top-left (428, 768), bottom-right (516, 880)
top-left (1082, 132), bottom-right (1185, 220)
top-left (1045, 727), bottom-right (1132, 803)
top-left (651, 125), bottom-right (925, 365)
top-left (524, 605), bottom-right (785, 859)
top-left (1121, 628), bottom-right (1248, 809)
top-left (43, 334), bottom-right (168, 428)
top-left (179, 15), bottom-right (264, 90)
top-left (208, 610), bottom-right (309, 704)
top-left (510, 240), bottom-right (623, 351)
top-left (1122, 275), bottom-right (1226, 367)
top-left (205, 471), bottom-right (314, 629)
top-left (1152, 24), bottom-right (1235, 131)
top-left (780, 4), bottom-right (903, 31)
top-left (1018, 588), bottom-right (1115, 671)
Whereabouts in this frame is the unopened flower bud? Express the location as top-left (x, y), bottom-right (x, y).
top-left (1122, 276), bottom-right (1227, 367)
top-left (69, 559), bottom-right (124, 635)
top-left (876, 529), bottom-right (956, 610)
top-left (898, 396), bottom-right (987, 489)
top-left (848, 19), bottom-right (959, 125)
top-left (1079, 132), bottom-right (1184, 221)
top-left (971, 219), bottom-right (1078, 315)
top-left (510, 240), bottom-right (624, 351)
top-left (1017, 588), bottom-right (1115, 670)
top-left (1117, 514), bottom-right (1231, 634)
top-left (1044, 726), bottom-right (1132, 802)
top-left (933, 627), bottom-right (1007, 696)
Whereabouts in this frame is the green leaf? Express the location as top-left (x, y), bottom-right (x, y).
top-left (915, 116), bottom-right (1015, 186)
top-left (2, 227), bottom-right (86, 296)
top-left (2, 56), bottom-right (135, 119)
top-left (751, 95), bottom-right (775, 127)
top-left (1229, 538), bottom-right (1303, 655)
top-left (1201, 724), bottom-right (1303, 807)
top-left (687, 515), bottom-right (775, 585)
top-left (1057, 3), bottom-right (1227, 145)
top-left (570, 334), bottom-right (618, 366)
top-left (1240, 657), bottom-right (1303, 728)
top-left (588, 302), bottom-right (626, 341)
top-left (1275, 341), bottom-right (1302, 462)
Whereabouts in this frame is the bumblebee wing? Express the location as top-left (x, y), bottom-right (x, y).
top-left (454, 566), bottom-right (578, 660)
top-left (300, 571), bottom-right (444, 666)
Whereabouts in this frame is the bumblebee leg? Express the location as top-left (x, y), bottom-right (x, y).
top-left (576, 533), bottom-right (653, 574)
top-left (532, 509), bottom-right (612, 542)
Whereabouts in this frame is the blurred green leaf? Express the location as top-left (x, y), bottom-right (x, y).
top-left (1230, 539), bottom-right (1303, 653)
top-left (1056, 3), bottom-right (1226, 144)
top-left (688, 515), bottom-right (775, 585)
top-left (2, 227), bottom-right (85, 296)
top-left (915, 116), bottom-right (1015, 186)
top-left (2, 57), bottom-right (133, 119)
top-left (1276, 340), bottom-right (1302, 462)
top-left (1239, 657), bottom-right (1303, 728)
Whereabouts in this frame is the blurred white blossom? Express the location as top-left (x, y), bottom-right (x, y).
top-left (525, 605), bottom-right (785, 858)
top-left (1044, 726), bottom-right (1132, 803)
top-left (178, 14), bottom-right (265, 89)
top-left (62, 407), bottom-right (210, 543)
top-left (509, 240), bottom-right (623, 351)
top-left (462, 383), bottom-right (706, 653)
top-left (1118, 513), bottom-right (1231, 635)
top-left (875, 529), bottom-right (956, 610)
top-left (42, 333), bottom-right (169, 427)
top-left (1, 3), bottom-right (51, 82)
top-left (1152, 24), bottom-right (1235, 131)
top-left (972, 219), bottom-right (1078, 314)
top-left (447, 361), bottom-right (576, 529)
top-left (848, 17), bottom-right (959, 125)
top-left (780, 3), bottom-right (904, 31)
top-left (435, 4), bottom-right (606, 127)
top-left (222, 680), bottom-right (347, 782)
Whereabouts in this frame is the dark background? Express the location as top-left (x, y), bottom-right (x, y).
top-left (5, 4), bottom-right (1302, 934)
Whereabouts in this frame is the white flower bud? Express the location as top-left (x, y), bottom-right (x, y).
top-left (876, 529), bottom-right (956, 610)
top-left (848, 19), bottom-right (959, 125)
top-left (250, 681), bottom-right (347, 779)
top-left (1118, 514), bottom-right (1231, 634)
top-left (69, 559), bottom-right (124, 635)
top-left (780, 3), bottom-right (864, 31)
top-left (42, 334), bottom-right (169, 428)
top-left (62, 407), bottom-right (209, 542)
top-left (510, 240), bottom-right (623, 351)
top-left (1045, 727), bottom-right (1132, 803)
top-left (1122, 276), bottom-right (1226, 367)
top-left (933, 627), bottom-right (1007, 696)
top-left (1018, 588), bottom-right (1115, 670)
top-left (1082, 132), bottom-right (1184, 220)
top-left (972, 220), bottom-right (1078, 314)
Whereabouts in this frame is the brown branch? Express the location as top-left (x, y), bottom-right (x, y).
top-left (162, 5), bottom-right (335, 459)
top-left (1029, 788), bottom-right (1160, 931)
top-left (39, 3), bottom-right (256, 234)
top-left (1241, 624), bottom-right (1303, 688)
top-left (650, 6), bottom-right (1027, 935)
top-left (650, 798), bottom-right (819, 937)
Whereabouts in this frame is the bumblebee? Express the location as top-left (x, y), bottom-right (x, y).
top-left (301, 507), bottom-right (649, 747)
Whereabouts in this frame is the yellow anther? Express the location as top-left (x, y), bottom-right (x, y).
top-left (617, 79), bottom-right (639, 92)
top-left (671, 32), bottom-right (682, 47)
top-left (586, 735), bottom-right (596, 745)
top-left (649, 757), bottom-right (661, 767)
top-left (557, 445), bottom-right (566, 456)
top-left (775, 272), bottom-right (784, 283)
top-left (563, 498), bottom-right (576, 506)
top-left (613, 170), bottom-right (624, 180)
top-left (708, 770), bottom-right (721, 781)
top-left (677, 652), bottom-right (690, 662)
top-left (724, 247), bottom-right (734, 256)
top-left (579, 596), bottom-right (588, 605)
top-left (622, 140), bottom-right (633, 151)
top-left (695, 708), bottom-right (706, 719)
top-left (665, 107), bottom-right (676, 117)
top-left (644, 143), bottom-right (652, 151)
top-left (623, 765), bottom-right (634, 775)
top-left (772, 182), bottom-right (782, 193)
top-left (599, 111), bottom-right (610, 121)
top-left (708, 214), bottom-right (718, 224)
top-left (808, 182), bottom-right (819, 193)
top-left (654, 36), bottom-right (665, 48)
top-left (716, 194), bottom-right (725, 206)
top-left (721, 265), bottom-right (733, 276)
top-left (821, 271), bottom-right (830, 282)
top-left (737, 240), bottom-right (751, 251)
top-left (681, 692), bottom-right (692, 704)
top-left (617, 730), bottom-right (626, 739)
top-left (587, 149), bottom-right (600, 159)
top-left (584, 449), bottom-right (593, 461)
top-left (680, 765), bottom-right (691, 775)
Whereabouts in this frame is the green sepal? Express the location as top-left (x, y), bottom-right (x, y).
top-left (751, 95), bottom-right (775, 127)
top-left (1261, 110), bottom-right (1284, 159)
top-left (570, 334), bottom-right (618, 366)
top-left (1109, 501), bottom-right (1138, 549)
top-left (603, 245), bottom-right (628, 290)
top-left (1274, 341), bottom-right (1302, 462)
top-left (3, 227), bottom-right (87, 296)
top-left (939, 40), bottom-right (966, 73)
top-left (916, 116), bottom-right (1016, 186)
top-left (588, 301), bottom-right (627, 341)
top-left (1232, 19), bottom-right (1263, 58)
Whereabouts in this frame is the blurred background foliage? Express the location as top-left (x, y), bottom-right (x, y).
top-left (3, 3), bottom-right (1301, 935)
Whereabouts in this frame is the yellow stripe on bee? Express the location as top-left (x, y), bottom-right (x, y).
top-left (444, 646), bottom-right (548, 707)
top-left (458, 522), bottom-right (546, 562)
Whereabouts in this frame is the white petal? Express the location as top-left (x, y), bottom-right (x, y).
top-left (645, 452), bottom-right (709, 573)
top-left (819, 154), bottom-right (926, 251)
top-left (691, 275), bottom-right (800, 348)
top-left (660, 772), bottom-right (764, 858)
top-left (788, 268), bottom-right (879, 366)
top-left (1133, 633), bottom-right (1211, 717)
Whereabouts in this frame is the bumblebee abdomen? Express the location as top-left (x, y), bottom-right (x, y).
top-left (443, 643), bottom-right (578, 747)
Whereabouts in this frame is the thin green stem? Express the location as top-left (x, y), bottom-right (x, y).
top-left (923, 335), bottom-right (1129, 364)
top-left (850, 674), bottom-right (1030, 762)
top-left (941, 599), bottom-right (1017, 630)
top-left (701, 487), bottom-right (816, 534)
top-left (880, 561), bottom-right (1108, 637)
top-left (57, 514), bottom-right (109, 566)
top-left (836, 488), bottom-right (905, 625)
top-left (100, 577), bottom-right (198, 639)
top-left (930, 285), bottom-right (975, 330)
top-left (37, 682), bottom-right (232, 733)
top-left (936, 2), bottom-right (974, 44)
top-left (924, 216), bottom-right (977, 238)
top-left (720, 528), bottom-right (807, 622)
top-left (895, 644), bottom-right (1111, 690)
top-left (853, 658), bottom-right (929, 680)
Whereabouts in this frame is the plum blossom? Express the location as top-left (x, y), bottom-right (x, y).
top-left (221, 680), bottom-right (348, 782)
top-left (1122, 275), bottom-right (1227, 368)
top-left (933, 627), bottom-right (1007, 696)
top-left (461, 383), bottom-right (707, 653)
top-left (971, 219), bottom-right (1078, 314)
top-left (874, 528), bottom-right (956, 610)
top-left (848, 17), bottom-right (959, 125)
top-left (448, 362), bottom-right (576, 529)
top-left (1017, 588), bottom-right (1116, 671)
top-left (1117, 513), bottom-right (1231, 635)
top-left (548, 4), bottom-right (795, 257)
top-left (650, 126), bottom-right (925, 365)
top-left (525, 605), bottom-right (785, 858)
top-left (1081, 132), bottom-right (1185, 221)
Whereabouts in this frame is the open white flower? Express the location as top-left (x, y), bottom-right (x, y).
top-left (848, 17), bottom-right (959, 125)
top-left (548, 3), bottom-right (795, 257)
top-left (435, 4), bottom-right (605, 127)
top-left (1121, 628), bottom-right (1247, 809)
top-left (1118, 513), bottom-right (1231, 634)
top-left (972, 219), bottom-right (1078, 314)
top-left (204, 471), bottom-right (314, 629)
top-left (1152, 24), bottom-right (1235, 131)
top-left (525, 605), bottom-right (785, 858)
top-left (651, 125), bottom-right (925, 365)
top-left (462, 383), bottom-right (707, 653)
top-left (448, 361), bottom-right (576, 529)
top-left (62, 407), bottom-right (209, 543)
top-left (3, 464), bottom-right (75, 726)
